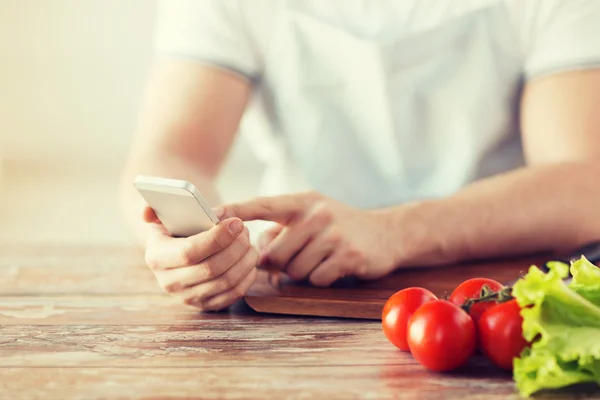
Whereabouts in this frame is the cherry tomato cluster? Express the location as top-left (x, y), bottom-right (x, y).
top-left (382, 278), bottom-right (528, 372)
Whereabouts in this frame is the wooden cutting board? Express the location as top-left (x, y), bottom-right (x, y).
top-left (244, 256), bottom-right (546, 320)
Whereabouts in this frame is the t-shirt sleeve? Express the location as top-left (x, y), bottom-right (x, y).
top-left (523, 0), bottom-right (600, 80)
top-left (154, 0), bottom-right (261, 80)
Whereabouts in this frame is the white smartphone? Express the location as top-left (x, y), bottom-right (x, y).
top-left (134, 175), bottom-right (220, 237)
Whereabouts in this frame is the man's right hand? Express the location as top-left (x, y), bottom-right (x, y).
top-left (142, 207), bottom-right (259, 311)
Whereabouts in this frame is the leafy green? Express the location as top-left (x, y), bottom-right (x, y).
top-left (570, 257), bottom-right (600, 307)
top-left (512, 257), bottom-right (600, 397)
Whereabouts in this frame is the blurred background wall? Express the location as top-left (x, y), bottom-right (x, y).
top-left (0, 0), bottom-right (262, 244)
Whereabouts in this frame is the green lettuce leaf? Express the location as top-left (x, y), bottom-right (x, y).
top-left (570, 257), bottom-right (600, 307)
top-left (571, 256), bottom-right (600, 286)
top-left (512, 258), bottom-right (600, 397)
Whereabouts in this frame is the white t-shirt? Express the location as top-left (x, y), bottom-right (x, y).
top-left (155, 0), bottom-right (600, 209)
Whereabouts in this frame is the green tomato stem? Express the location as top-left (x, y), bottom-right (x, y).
top-left (461, 285), bottom-right (514, 314)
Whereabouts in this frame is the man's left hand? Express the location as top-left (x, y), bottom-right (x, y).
top-left (215, 192), bottom-right (399, 286)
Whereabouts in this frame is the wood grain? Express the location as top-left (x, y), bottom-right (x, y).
top-left (0, 295), bottom-right (260, 325)
top-left (0, 366), bottom-right (522, 400)
top-left (1, 245), bottom-right (595, 399)
top-left (1, 244), bottom-right (543, 320)
top-left (0, 245), bottom-right (157, 295)
top-left (0, 322), bottom-right (397, 367)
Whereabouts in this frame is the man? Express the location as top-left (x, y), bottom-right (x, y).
top-left (120, 0), bottom-right (600, 311)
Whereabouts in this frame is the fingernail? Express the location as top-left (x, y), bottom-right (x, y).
top-left (228, 219), bottom-right (243, 235)
top-left (213, 207), bottom-right (225, 219)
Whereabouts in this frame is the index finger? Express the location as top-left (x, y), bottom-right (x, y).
top-left (142, 205), bottom-right (159, 223)
top-left (217, 194), bottom-right (310, 223)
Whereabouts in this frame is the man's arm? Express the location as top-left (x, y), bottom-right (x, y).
top-left (384, 69), bottom-right (600, 267)
top-left (120, 60), bottom-right (263, 312)
top-left (216, 69), bottom-right (600, 286)
top-left (120, 59), bottom-right (251, 246)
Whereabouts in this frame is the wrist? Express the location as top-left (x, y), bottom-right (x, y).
top-left (372, 200), bottom-right (447, 269)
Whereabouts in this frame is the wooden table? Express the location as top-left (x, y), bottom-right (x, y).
top-left (0, 245), bottom-right (593, 399)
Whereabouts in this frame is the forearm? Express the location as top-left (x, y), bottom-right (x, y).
top-left (119, 151), bottom-right (222, 248)
top-left (383, 161), bottom-right (600, 268)
top-left (118, 62), bottom-right (252, 248)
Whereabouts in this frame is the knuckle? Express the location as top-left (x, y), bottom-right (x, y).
top-left (267, 224), bottom-right (283, 235)
top-left (303, 190), bottom-right (322, 201)
top-left (235, 233), bottom-right (252, 253)
top-left (341, 248), bottom-right (366, 277)
top-left (200, 259), bottom-right (220, 280)
top-left (356, 255), bottom-right (369, 275)
top-left (232, 284), bottom-right (246, 299)
top-left (323, 227), bottom-right (342, 247)
top-left (179, 240), bottom-right (197, 266)
top-left (308, 201), bottom-right (333, 226)
top-left (344, 245), bottom-right (365, 263)
top-left (144, 251), bottom-right (160, 271)
top-left (258, 234), bottom-right (271, 252)
top-left (210, 228), bottom-right (229, 252)
top-left (227, 204), bottom-right (239, 218)
top-left (354, 263), bottom-right (368, 278)
top-left (251, 196), bottom-right (276, 216)
top-left (221, 270), bottom-right (238, 291)
top-left (257, 196), bottom-right (275, 211)
top-left (241, 230), bottom-right (252, 246)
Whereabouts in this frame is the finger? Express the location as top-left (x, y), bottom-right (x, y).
top-left (261, 202), bottom-right (337, 267)
top-left (285, 237), bottom-right (334, 281)
top-left (307, 255), bottom-right (348, 287)
top-left (201, 267), bottom-right (258, 311)
top-left (145, 217), bottom-right (244, 270)
top-left (261, 221), bottom-right (319, 269)
top-left (143, 206), bottom-right (159, 223)
top-left (257, 224), bottom-right (284, 253)
top-left (216, 193), bottom-right (313, 223)
top-left (155, 232), bottom-right (252, 291)
top-left (145, 218), bottom-right (170, 241)
top-left (142, 205), bottom-right (169, 242)
top-left (181, 246), bottom-right (259, 304)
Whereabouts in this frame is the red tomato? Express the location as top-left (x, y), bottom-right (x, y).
top-left (478, 299), bottom-right (528, 370)
top-left (407, 300), bottom-right (476, 372)
top-left (449, 278), bottom-right (504, 322)
top-left (382, 288), bottom-right (437, 351)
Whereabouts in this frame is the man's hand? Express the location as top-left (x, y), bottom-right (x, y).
top-left (142, 207), bottom-right (259, 311)
top-left (217, 192), bottom-right (399, 286)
